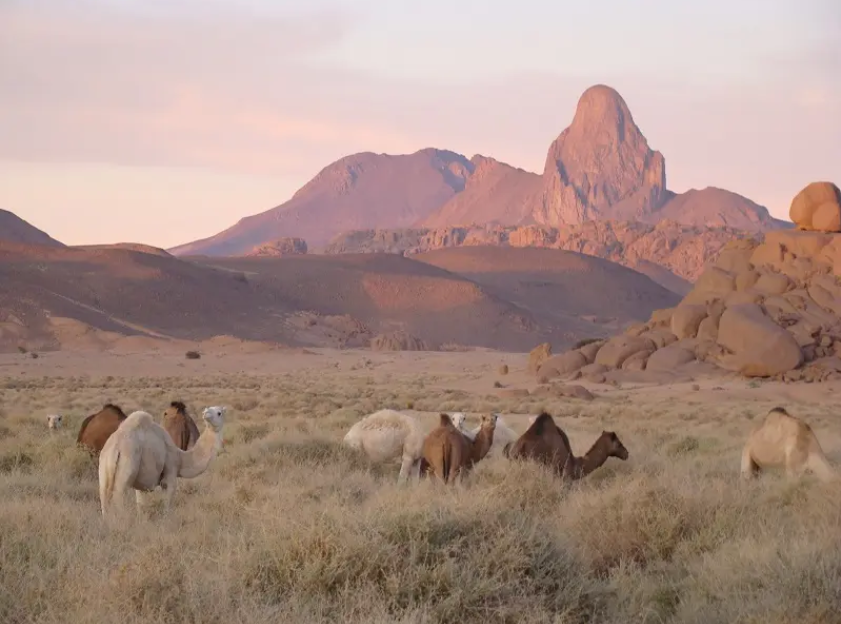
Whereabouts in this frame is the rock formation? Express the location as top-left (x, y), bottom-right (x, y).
top-left (246, 238), bottom-right (308, 256)
top-left (324, 220), bottom-right (759, 285)
top-left (370, 331), bottom-right (429, 352)
top-left (535, 85), bottom-right (668, 225)
top-left (789, 182), bottom-right (841, 233)
top-left (534, 182), bottom-right (841, 382)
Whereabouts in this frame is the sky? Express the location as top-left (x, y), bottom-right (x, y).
top-left (0, 0), bottom-right (838, 248)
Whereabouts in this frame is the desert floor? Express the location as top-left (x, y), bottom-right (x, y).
top-left (1, 348), bottom-right (840, 624)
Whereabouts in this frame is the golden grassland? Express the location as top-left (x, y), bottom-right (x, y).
top-left (1, 349), bottom-right (841, 623)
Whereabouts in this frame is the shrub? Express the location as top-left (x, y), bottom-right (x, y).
top-left (185, 350), bottom-right (201, 360)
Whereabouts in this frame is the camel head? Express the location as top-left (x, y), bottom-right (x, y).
top-left (480, 413), bottom-right (498, 432)
top-left (202, 406), bottom-right (226, 432)
top-left (451, 412), bottom-right (468, 431)
top-left (46, 414), bottom-right (63, 430)
top-left (164, 400), bottom-right (188, 420)
top-left (601, 431), bottom-right (629, 460)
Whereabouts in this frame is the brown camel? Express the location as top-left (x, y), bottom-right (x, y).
top-left (421, 413), bottom-right (497, 484)
top-left (162, 401), bottom-right (200, 451)
top-left (505, 411), bottom-right (629, 480)
top-left (76, 403), bottom-right (128, 456)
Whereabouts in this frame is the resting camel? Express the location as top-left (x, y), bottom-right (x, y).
top-left (98, 406), bottom-right (226, 518)
top-left (506, 411), bottom-right (628, 480)
top-left (162, 401), bottom-right (200, 451)
top-left (421, 413), bottom-right (497, 484)
top-left (77, 403), bottom-right (128, 456)
top-left (342, 409), bottom-right (425, 483)
top-left (47, 414), bottom-right (63, 430)
top-left (453, 412), bottom-right (518, 456)
top-left (741, 406), bottom-right (837, 482)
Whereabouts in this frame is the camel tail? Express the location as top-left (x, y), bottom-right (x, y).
top-left (99, 449), bottom-right (120, 516)
top-left (808, 453), bottom-right (838, 482)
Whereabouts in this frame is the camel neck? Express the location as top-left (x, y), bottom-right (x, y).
top-left (177, 425), bottom-right (222, 479)
top-left (470, 426), bottom-right (494, 464)
top-left (573, 437), bottom-right (610, 479)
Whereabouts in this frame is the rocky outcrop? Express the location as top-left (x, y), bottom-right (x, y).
top-left (527, 184), bottom-right (841, 382)
top-left (535, 85), bottom-right (668, 225)
top-left (370, 331), bottom-right (429, 352)
top-left (246, 238), bottom-right (308, 256)
top-left (324, 220), bottom-right (758, 285)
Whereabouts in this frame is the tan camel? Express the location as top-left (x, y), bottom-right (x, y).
top-left (98, 406), bottom-right (226, 518)
top-left (454, 412), bottom-right (518, 456)
top-left (162, 401), bottom-right (200, 451)
top-left (77, 403), bottom-right (128, 455)
top-left (46, 414), bottom-right (63, 430)
top-left (505, 411), bottom-right (628, 480)
top-left (741, 406), bottom-right (837, 482)
top-left (421, 413), bottom-right (497, 484)
top-left (342, 409), bottom-right (425, 483)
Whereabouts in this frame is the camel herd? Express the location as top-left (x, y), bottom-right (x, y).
top-left (342, 405), bottom-right (838, 486)
top-left (41, 399), bottom-right (836, 523)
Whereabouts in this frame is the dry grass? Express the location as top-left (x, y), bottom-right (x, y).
top-left (2, 354), bottom-right (841, 623)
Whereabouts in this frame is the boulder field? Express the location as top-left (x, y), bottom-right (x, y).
top-left (533, 182), bottom-right (841, 384)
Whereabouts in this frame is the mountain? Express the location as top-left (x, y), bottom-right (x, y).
top-left (169, 84), bottom-right (789, 259)
top-left (0, 209), bottom-right (64, 247)
top-left (168, 148), bottom-right (474, 256)
top-left (419, 156), bottom-right (541, 228)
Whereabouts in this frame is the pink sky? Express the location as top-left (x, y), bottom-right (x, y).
top-left (0, 0), bottom-right (839, 247)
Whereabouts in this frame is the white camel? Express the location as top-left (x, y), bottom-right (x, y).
top-left (342, 409), bottom-right (425, 483)
top-left (46, 414), bottom-right (63, 430)
top-left (98, 406), bottom-right (226, 518)
top-left (453, 412), bottom-right (519, 455)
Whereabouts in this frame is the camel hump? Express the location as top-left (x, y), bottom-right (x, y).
top-left (438, 413), bottom-right (454, 428)
top-left (528, 412), bottom-right (555, 435)
top-left (169, 400), bottom-right (187, 413)
top-left (769, 406), bottom-right (791, 417)
top-left (103, 403), bottom-right (127, 418)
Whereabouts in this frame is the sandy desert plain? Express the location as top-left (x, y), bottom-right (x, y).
top-left (0, 345), bottom-right (840, 624)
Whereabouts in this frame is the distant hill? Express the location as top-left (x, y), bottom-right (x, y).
top-left (169, 84), bottom-right (789, 259)
top-left (168, 148), bottom-right (474, 256)
top-left (0, 240), bottom-right (678, 353)
top-left (0, 209), bottom-right (64, 247)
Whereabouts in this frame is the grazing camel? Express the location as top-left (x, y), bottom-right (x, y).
top-left (421, 413), bottom-right (497, 484)
top-left (98, 406), bottom-right (226, 518)
top-left (506, 411), bottom-right (628, 480)
top-left (342, 409), bottom-right (425, 483)
top-left (46, 414), bottom-right (63, 430)
top-left (77, 403), bottom-right (128, 455)
top-left (741, 406), bottom-right (837, 482)
top-left (162, 401), bottom-right (200, 451)
top-left (454, 412), bottom-right (518, 456)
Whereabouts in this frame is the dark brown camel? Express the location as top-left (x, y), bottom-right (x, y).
top-left (76, 403), bottom-right (127, 456)
top-left (162, 400), bottom-right (200, 451)
top-left (420, 413), bottom-right (497, 484)
top-left (505, 411), bottom-right (628, 480)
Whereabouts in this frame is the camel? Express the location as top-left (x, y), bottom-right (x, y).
top-left (162, 400), bottom-right (200, 451)
top-left (98, 406), bottom-right (226, 518)
top-left (46, 414), bottom-right (63, 430)
top-left (421, 413), bottom-right (497, 484)
top-left (505, 411), bottom-right (628, 480)
top-left (77, 403), bottom-right (128, 455)
top-left (342, 409), bottom-right (425, 483)
top-left (741, 406), bottom-right (837, 482)
top-left (453, 412), bottom-right (518, 456)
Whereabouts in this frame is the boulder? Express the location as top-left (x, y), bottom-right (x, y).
top-left (528, 343), bottom-right (552, 374)
top-left (790, 181), bottom-right (841, 232)
top-left (621, 350), bottom-right (651, 371)
top-left (646, 344), bottom-right (696, 372)
top-left (735, 270), bottom-right (760, 291)
top-left (538, 351), bottom-right (587, 379)
top-left (577, 340), bottom-right (605, 363)
top-left (717, 303), bottom-right (803, 377)
top-left (638, 328), bottom-right (678, 349)
top-left (754, 272), bottom-right (792, 295)
top-left (594, 335), bottom-right (656, 369)
top-left (532, 384), bottom-right (595, 401)
top-left (696, 316), bottom-right (719, 342)
top-left (648, 308), bottom-right (674, 328)
top-left (670, 304), bottom-right (708, 339)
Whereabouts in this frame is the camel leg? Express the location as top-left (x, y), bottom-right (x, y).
top-left (784, 449), bottom-right (807, 480)
top-left (398, 454), bottom-right (415, 484)
top-left (160, 467), bottom-right (178, 514)
top-left (740, 445), bottom-right (759, 480)
top-left (135, 490), bottom-right (151, 518)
